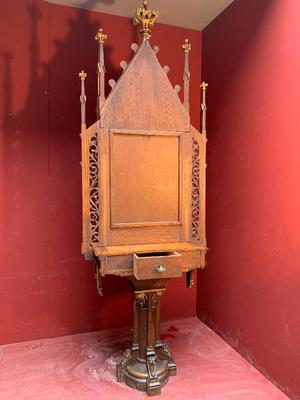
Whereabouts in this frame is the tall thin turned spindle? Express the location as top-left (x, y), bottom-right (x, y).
top-left (200, 81), bottom-right (208, 134)
top-left (182, 39), bottom-right (191, 113)
top-left (79, 70), bottom-right (87, 132)
top-left (95, 28), bottom-right (107, 119)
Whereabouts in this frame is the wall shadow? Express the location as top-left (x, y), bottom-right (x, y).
top-left (0, 0), bottom-right (139, 342)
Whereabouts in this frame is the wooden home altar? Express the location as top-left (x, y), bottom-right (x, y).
top-left (79, 0), bottom-right (208, 395)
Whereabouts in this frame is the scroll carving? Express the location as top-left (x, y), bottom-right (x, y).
top-left (162, 343), bottom-right (172, 358)
top-left (136, 292), bottom-right (149, 308)
top-left (151, 290), bottom-right (164, 307)
top-left (89, 133), bottom-right (99, 243)
top-left (146, 355), bottom-right (158, 379)
top-left (191, 138), bottom-right (200, 240)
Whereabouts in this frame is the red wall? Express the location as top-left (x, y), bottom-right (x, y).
top-left (0, 0), bottom-right (202, 345)
top-left (198, 1), bottom-right (300, 399)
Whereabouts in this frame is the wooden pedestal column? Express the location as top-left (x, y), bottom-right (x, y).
top-left (117, 280), bottom-right (177, 396)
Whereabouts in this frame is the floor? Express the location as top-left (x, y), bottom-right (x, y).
top-left (0, 318), bottom-right (289, 400)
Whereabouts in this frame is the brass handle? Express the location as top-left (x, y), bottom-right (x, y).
top-left (155, 264), bottom-right (166, 273)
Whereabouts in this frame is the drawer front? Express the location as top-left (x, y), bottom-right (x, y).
top-left (102, 255), bottom-right (132, 276)
top-left (133, 252), bottom-right (182, 280)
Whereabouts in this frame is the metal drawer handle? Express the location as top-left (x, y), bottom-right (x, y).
top-left (155, 264), bottom-right (166, 273)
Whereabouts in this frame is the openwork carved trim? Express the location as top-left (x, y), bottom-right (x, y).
top-left (191, 137), bottom-right (200, 240)
top-left (89, 132), bottom-right (99, 243)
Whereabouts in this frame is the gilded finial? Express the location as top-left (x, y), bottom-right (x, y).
top-left (133, 0), bottom-right (159, 41)
top-left (95, 28), bottom-right (107, 43)
top-left (79, 70), bottom-right (87, 80)
top-left (182, 39), bottom-right (191, 53)
top-left (201, 81), bottom-right (208, 90)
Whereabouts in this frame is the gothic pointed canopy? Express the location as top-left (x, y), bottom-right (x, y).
top-left (100, 40), bottom-right (190, 132)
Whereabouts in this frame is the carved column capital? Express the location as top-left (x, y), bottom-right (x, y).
top-left (135, 288), bottom-right (165, 309)
top-left (135, 291), bottom-right (149, 308)
top-left (151, 289), bottom-right (164, 307)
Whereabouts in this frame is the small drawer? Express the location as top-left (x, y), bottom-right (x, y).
top-left (133, 252), bottom-right (182, 280)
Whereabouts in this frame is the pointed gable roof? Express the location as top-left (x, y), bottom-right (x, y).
top-left (100, 40), bottom-right (190, 132)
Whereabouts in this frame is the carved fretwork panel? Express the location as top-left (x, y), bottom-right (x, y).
top-left (89, 132), bottom-right (99, 244)
top-left (191, 137), bottom-right (200, 241)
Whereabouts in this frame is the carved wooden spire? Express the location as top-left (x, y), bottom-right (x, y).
top-left (95, 28), bottom-right (107, 119)
top-left (78, 70), bottom-right (87, 132)
top-left (133, 0), bottom-right (159, 41)
top-left (200, 81), bottom-right (208, 134)
top-left (182, 39), bottom-right (191, 113)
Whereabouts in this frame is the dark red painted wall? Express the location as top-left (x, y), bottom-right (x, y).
top-left (198, 0), bottom-right (300, 399)
top-left (0, 0), bottom-right (202, 345)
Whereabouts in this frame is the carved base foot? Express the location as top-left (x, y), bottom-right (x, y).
top-left (116, 343), bottom-right (176, 396)
top-left (155, 341), bottom-right (177, 376)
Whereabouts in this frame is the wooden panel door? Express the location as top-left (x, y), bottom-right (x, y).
top-left (104, 129), bottom-right (191, 245)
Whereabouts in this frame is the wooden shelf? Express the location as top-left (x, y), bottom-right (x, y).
top-left (93, 242), bottom-right (207, 257)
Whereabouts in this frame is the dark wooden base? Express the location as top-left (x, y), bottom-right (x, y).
top-left (117, 280), bottom-right (176, 396)
top-left (117, 341), bottom-right (176, 396)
